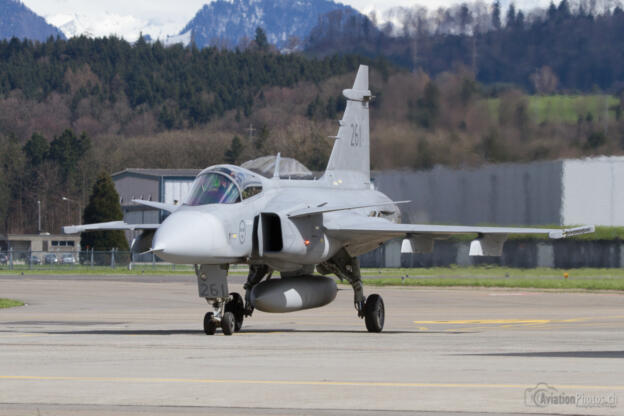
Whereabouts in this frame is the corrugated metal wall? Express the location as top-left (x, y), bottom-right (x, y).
top-left (372, 161), bottom-right (564, 226)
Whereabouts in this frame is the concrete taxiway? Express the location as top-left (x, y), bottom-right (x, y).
top-left (1, 274), bottom-right (623, 415)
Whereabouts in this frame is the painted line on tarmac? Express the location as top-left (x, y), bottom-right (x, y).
top-left (0, 333), bottom-right (39, 338)
top-left (415, 316), bottom-right (624, 325)
top-left (1, 375), bottom-right (624, 391)
top-left (414, 319), bottom-right (550, 325)
top-left (414, 316), bottom-right (624, 332)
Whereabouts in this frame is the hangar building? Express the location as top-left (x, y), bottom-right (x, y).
top-left (112, 169), bottom-right (201, 225)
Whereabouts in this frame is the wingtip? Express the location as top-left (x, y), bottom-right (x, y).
top-left (549, 225), bottom-right (595, 239)
top-left (63, 226), bottom-right (79, 234)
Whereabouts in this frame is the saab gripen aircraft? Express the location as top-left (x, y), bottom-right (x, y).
top-left (65, 65), bottom-right (595, 335)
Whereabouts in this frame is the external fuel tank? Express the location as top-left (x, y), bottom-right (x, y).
top-left (250, 275), bottom-right (337, 313)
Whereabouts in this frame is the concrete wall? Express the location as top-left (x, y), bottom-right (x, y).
top-left (372, 161), bottom-right (563, 226)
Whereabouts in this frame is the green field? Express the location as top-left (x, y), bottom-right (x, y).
top-left (363, 277), bottom-right (624, 291)
top-left (360, 266), bottom-right (624, 278)
top-left (359, 266), bottom-right (624, 291)
top-left (0, 264), bottom-right (254, 275)
top-left (486, 95), bottom-right (620, 124)
top-left (446, 225), bottom-right (624, 242)
top-left (0, 265), bottom-right (194, 275)
top-left (3, 265), bottom-right (624, 291)
top-left (0, 299), bottom-right (24, 309)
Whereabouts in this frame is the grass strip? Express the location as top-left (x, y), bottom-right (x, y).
top-left (361, 266), bottom-right (624, 278)
top-left (0, 299), bottom-right (24, 309)
top-left (363, 277), bottom-right (624, 291)
top-left (0, 266), bottom-right (249, 275)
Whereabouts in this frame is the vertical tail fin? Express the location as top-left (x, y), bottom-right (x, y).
top-left (323, 65), bottom-right (371, 188)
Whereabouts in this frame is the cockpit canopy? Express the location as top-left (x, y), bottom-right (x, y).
top-left (185, 165), bottom-right (264, 206)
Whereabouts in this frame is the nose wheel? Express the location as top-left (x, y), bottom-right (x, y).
top-left (203, 312), bottom-right (217, 335)
top-left (203, 292), bottom-right (245, 336)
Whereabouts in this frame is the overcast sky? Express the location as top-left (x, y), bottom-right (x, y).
top-left (22, 0), bottom-right (546, 41)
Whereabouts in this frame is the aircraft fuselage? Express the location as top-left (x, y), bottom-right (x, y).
top-left (151, 174), bottom-right (398, 272)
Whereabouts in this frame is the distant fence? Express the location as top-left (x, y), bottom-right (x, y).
top-left (0, 249), bottom-right (192, 272)
top-left (360, 239), bottom-right (624, 269)
top-left (2, 240), bottom-right (622, 272)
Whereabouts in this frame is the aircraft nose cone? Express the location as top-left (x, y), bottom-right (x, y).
top-left (152, 210), bottom-right (228, 264)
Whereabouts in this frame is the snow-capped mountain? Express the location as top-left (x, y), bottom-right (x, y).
top-left (179, 0), bottom-right (359, 50)
top-left (0, 0), bottom-right (65, 41)
top-left (46, 12), bottom-right (182, 43)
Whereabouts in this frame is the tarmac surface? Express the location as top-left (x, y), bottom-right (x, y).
top-left (1, 274), bottom-right (624, 415)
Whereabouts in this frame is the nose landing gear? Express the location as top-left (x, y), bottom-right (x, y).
top-left (202, 294), bottom-right (243, 336)
top-left (196, 264), bottom-right (242, 336)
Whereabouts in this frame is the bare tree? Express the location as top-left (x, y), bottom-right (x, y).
top-left (531, 66), bottom-right (559, 94)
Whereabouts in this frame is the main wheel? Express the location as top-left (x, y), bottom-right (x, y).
top-left (225, 292), bottom-right (244, 332)
top-left (221, 311), bottom-right (235, 336)
top-left (364, 294), bottom-right (385, 333)
top-left (203, 312), bottom-right (217, 335)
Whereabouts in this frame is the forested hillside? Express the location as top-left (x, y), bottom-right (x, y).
top-left (0, 33), bottom-right (370, 138)
top-left (0, 34), bottom-right (376, 235)
top-left (306, 0), bottom-right (624, 92)
top-left (1, 4), bottom-right (624, 236)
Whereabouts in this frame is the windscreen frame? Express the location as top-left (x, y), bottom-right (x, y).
top-left (184, 171), bottom-right (243, 206)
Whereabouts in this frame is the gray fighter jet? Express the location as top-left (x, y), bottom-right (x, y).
top-left (65, 66), bottom-right (594, 335)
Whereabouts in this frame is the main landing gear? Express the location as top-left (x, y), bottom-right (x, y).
top-left (242, 264), bottom-right (272, 317)
top-left (318, 249), bottom-right (385, 333)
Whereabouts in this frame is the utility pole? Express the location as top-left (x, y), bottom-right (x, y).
top-left (62, 196), bottom-right (82, 225)
top-left (37, 200), bottom-right (41, 234)
top-left (247, 123), bottom-right (255, 141)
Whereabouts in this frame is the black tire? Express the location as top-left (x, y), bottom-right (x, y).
top-left (221, 311), bottom-right (235, 336)
top-left (364, 294), bottom-right (385, 333)
top-left (225, 292), bottom-right (244, 332)
top-left (203, 312), bottom-right (217, 335)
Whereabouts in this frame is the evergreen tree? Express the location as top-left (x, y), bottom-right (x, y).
top-left (0, 169), bottom-right (9, 240)
top-left (492, 1), bottom-right (502, 30)
top-left (81, 172), bottom-right (129, 251)
top-left (224, 136), bottom-right (243, 163)
top-left (506, 4), bottom-right (516, 28)
top-left (48, 129), bottom-right (91, 181)
top-left (255, 27), bottom-right (269, 52)
top-left (23, 133), bottom-right (49, 166)
top-left (0, 135), bottom-right (25, 235)
top-left (409, 82), bottom-right (440, 129)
